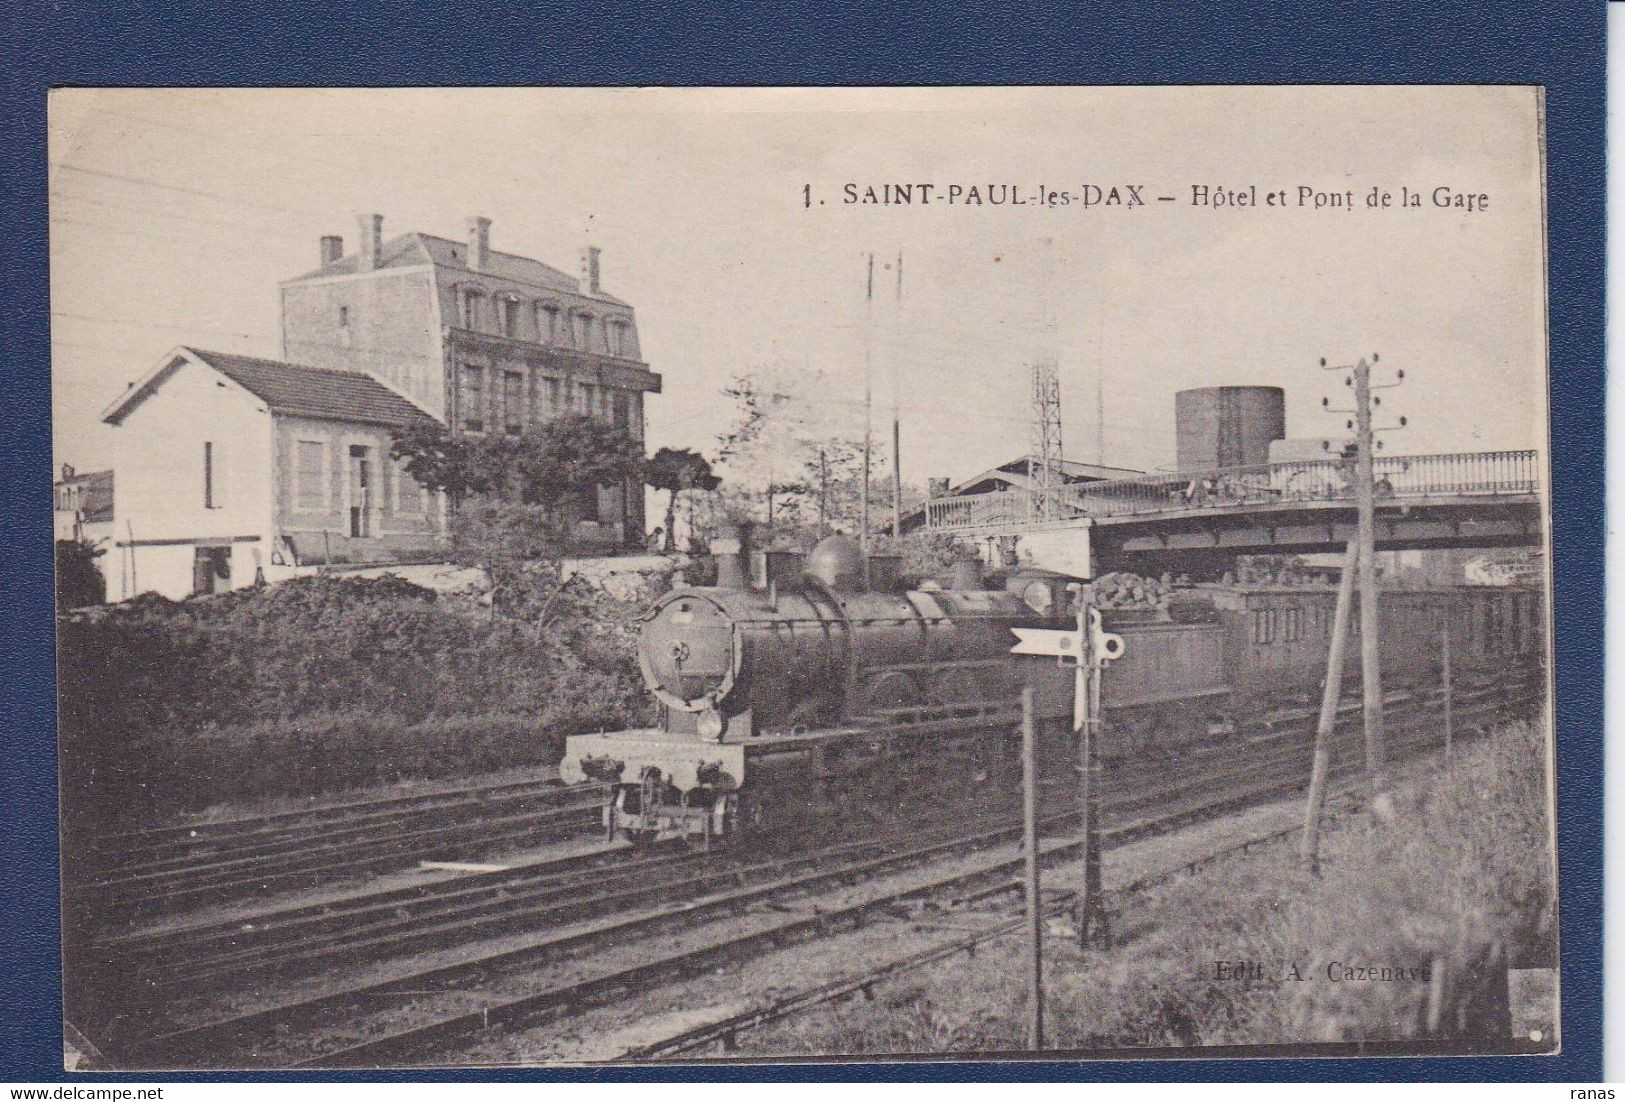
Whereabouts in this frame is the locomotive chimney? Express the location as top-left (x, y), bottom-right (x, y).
top-left (711, 521), bottom-right (752, 591)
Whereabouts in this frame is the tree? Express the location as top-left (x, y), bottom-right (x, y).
top-left (714, 365), bottom-right (861, 537)
top-left (55, 537), bottom-right (106, 608)
top-left (645, 447), bottom-right (721, 551)
top-left (392, 415), bottom-right (645, 529)
top-left (510, 412), bottom-right (645, 522)
top-left (389, 422), bottom-right (492, 508)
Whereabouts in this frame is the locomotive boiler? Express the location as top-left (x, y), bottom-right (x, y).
top-left (637, 535), bottom-right (1068, 738)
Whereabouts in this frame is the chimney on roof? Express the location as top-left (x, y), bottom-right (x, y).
top-left (580, 245), bottom-right (602, 294)
top-left (467, 216), bottom-right (492, 270)
top-left (320, 235), bottom-right (344, 266)
top-left (356, 213), bottom-right (383, 271)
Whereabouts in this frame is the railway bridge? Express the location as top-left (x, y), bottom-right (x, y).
top-left (922, 449), bottom-right (1543, 577)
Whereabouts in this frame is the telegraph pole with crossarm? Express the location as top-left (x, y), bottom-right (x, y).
top-left (1319, 354), bottom-right (1407, 803)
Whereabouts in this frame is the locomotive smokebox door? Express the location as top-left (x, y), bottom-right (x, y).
top-left (641, 595), bottom-right (736, 709)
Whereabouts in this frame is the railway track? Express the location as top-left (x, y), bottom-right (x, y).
top-left (72, 777), bottom-right (605, 916)
top-left (614, 696), bottom-right (1533, 1061)
top-left (615, 781), bottom-right (1373, 1061)
top-left (301, 684), bottom-right (1522, 1070)
top-left (91, 676), bottom-right (1486, 1000)
top-left (100, 674), bottom-right (1533, 1068)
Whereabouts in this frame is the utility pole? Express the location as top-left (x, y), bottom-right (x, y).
top-left (1096, 368), bottom-right (1105, 467)
top-left (1299, 538), bottom-right (1359, 872)
top-left (1442, 620), bottom-right (1454, 767)
top-left (860, 252), bottom-right (874, 584)
top-left (891, 249), bottom-right (904, 538)
top-left (1352, 356), bottom-right (1388, 796)
top-left (1321, 354), bottom-right (1407, 803)
top-left (1020, 686), bottom-right (1044, 1051)
top-left (818, 447), bottom-right (829, 537)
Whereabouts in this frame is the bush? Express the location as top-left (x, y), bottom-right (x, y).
top-left (55, 539), bottom-right (106, 608)
top-left (57, 573), bottom-right (652, 831)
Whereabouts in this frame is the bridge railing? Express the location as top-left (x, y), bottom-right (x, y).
top-left (923, 449), bottom-right (1539, 532)
top-left (924, 490), bottom-right (1033, 532)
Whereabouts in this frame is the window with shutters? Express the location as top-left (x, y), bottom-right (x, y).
top-left (295, 440), bottom-right (325, 509)
top-left (503, 371), bottom-right (524, 435)
top-left (462, 365), bottom-right (485, 432)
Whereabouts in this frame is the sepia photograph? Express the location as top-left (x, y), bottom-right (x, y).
top-left (49, 85), bottom-right (1556, 1071)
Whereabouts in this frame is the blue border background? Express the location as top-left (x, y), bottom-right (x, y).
top-left (0, 0), bottom-right (1604, 1084)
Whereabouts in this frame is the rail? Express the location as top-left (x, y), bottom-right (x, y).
top-left (924, 449), bottom-right (1539, 532)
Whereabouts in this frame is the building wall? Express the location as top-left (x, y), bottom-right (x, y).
top-left (272, 414), bottom-right (445, 565)
top-left (433, 269), bottom-right (642, 362)
top-left (280, 268), bottom-right (446, 419)
top-left (108, 358), bottom-right (274, 600)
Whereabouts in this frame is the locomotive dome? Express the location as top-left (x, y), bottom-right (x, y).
top-left (805, 535), bottom-right (864, 591)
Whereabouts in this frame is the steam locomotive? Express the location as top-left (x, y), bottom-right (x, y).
top-left (561, 530), bottom-right (1542, 843)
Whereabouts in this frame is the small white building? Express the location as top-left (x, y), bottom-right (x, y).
top-left (100, 346), bottom-right (447, 601)
top-left (53, 467), bottom-right (115, 545)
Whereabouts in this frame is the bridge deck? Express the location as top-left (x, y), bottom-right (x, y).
top-left (924, 449), bottom-right (1540, 537)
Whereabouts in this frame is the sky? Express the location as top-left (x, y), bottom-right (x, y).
top-left (49, 86), bottom-right (1548, 488)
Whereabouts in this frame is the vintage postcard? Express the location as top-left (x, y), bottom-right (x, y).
top-left (50, 86), bottom-right (1555, 1069)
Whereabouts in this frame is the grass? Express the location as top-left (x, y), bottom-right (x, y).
top-left (739, 719), bottom-right (1555, 1057)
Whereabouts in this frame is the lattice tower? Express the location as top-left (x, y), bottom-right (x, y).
top-left (1029, 358), bottom-right (1064, 520)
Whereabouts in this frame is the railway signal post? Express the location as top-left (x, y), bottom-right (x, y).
top-left (1011, 584), bottom-right (1124, 949)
